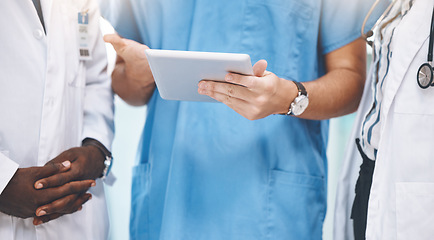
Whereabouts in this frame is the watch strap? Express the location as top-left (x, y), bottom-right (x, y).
top-left (292, 80), bottom-right (307, 96)
top-left (82, 138), bottom-right (112, 178)
top-left (285, 81), bottom-right (307, 115)
top-left (278, 81), bottom-right (308, 116)
top-left (82, 138), bottom-right (112, 159)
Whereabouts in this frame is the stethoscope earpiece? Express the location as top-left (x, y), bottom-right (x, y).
top-left (361, 1), bottom-right (396, 48)
top-left (365, 30), bottom-right (374, 47)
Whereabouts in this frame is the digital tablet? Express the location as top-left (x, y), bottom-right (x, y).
top-left (145, 49), bottom-right (253, 102)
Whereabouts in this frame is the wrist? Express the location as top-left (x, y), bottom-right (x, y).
top-left (277, 80), bottom-right (309, 116)
top-left (82, 138), bottom-right (113, 179)
top-left (276, 79), bottom-right (298, 115)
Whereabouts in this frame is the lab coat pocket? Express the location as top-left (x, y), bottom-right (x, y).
top-left (393, 82), bottom-right (434, 115)
top-left (130, 163), bottom-right (151, 239)
top-left (266, 170), bottom-right (325, 240)
top-left (241, 0), bottom-right (314, 81)
top-left (395, 182), bottom-right (434, 240)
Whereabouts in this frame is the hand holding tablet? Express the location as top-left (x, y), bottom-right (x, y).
top-left (198, 59), bottom-right (296, 120)
top-left (146, 49), bottom-right (294, 120)
top-left (145, 49), bottom-right (254, 102)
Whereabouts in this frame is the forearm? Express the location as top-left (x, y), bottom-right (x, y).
top-left (279, 38), bottom-right (366, 120)
top-left (299, 68), bottom-right (365, 120)
top-left (111, 62), bottom-right (156, 106)
top-left (199, 39), bottom-right (367, 121)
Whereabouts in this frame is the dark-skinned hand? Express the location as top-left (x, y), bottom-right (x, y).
top-left (32, 143), bottom-right (106, 225)
top-left (0, 161), bottom-right (95, 223)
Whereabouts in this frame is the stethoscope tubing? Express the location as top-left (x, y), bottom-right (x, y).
top-left (417, 6), bottom-right (434, 89)
top-left (428, 7), bottom-right (434, 63)
top-left (361, 0), bottom-right (397, 44)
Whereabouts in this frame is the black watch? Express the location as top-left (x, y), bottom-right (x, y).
top-left (82, 138), bottom-right (113, 180)
top-left (285, 81), bottom-right (309, 116)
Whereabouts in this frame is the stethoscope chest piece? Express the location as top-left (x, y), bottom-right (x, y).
top-left (417, 63), bottom-right (433, 89)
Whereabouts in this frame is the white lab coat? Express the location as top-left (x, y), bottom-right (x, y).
top-left (332, 61), bottom-right (374, 240)
top-left (0, 0), bottom-right (114, 239)
top-left (334, 0), bottom-right (434, 239)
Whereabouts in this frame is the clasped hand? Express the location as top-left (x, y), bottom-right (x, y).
top-left (0, 145), bottom-right (105, 225)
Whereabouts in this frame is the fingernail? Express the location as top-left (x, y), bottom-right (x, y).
top-left (88, 195), bottom-right (93, 200)
top-left (37, 210), bottom-right (46, 217)
top-left (62, 161), bottom-right (71, 168)
top-left (198, 82), bottom-right (205, 89)
top-left (34, 220), bottom-right (43, 226)
top-left (35, 182), bottom-right (43, 189)
top-left (226, 75), bottom-right (233, 81)
top-left (91, 182), bottom-right (96, 187)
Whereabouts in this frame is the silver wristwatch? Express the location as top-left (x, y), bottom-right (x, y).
top-left (285, 81), bottom-right (309, 116)
top-left (101, 155), bottom-right (113, 180)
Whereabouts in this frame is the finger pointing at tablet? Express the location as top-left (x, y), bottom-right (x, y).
top-left (103, 34), bottom-right (127, 53)
top-left (104, 34), bottom-right (156, 106)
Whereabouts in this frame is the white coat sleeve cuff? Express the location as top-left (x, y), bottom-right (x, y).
top-left (0, 152), bottom-right (19, 195)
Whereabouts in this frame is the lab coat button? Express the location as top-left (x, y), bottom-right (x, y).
top-left (33, 29), bottom-right (44, 40)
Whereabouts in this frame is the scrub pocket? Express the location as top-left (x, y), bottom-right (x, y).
top-left (266, 170), bottom-right (325, 240)
top-left (395, 182), bottom-right (434, 240)
top-left (241, 0), bottom-right (314, 80)
top-left (130, 163), bottom-right (151, 240)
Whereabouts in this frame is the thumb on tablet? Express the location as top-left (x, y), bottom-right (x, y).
top-left (253, 60), bottom-right (267, 77)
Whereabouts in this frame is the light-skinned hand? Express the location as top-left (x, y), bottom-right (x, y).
top-left (104, 34), bottom-right (155, 106)
top-left (198, 60), bottom-right (297, 120)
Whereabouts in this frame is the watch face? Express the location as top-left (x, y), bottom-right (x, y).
top-left (291, 95), bottom-right (309, 116)
top-left (417, 63), bottom-right (433, 89)
top-left (104, 157), bottom-right (113, 177)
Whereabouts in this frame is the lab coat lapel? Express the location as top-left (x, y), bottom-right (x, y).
top-left (333, 66), bottom-right (375, 240)
top-left (380, 4), bottom-right (431, 125)
top-left (40, 0), bottom-right (52, 33)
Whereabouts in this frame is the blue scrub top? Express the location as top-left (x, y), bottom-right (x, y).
top-left (102, 0), bottom-right (377, 239)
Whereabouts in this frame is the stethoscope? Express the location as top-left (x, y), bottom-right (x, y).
top-left (417, 7), bottom-right (434, 89)
top-left (361, 0), bottom-right (396, 47)
top-left (362, 0), bottom-right (434, 89)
